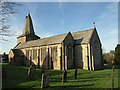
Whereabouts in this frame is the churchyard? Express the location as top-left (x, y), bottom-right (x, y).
top-left (2, 63), bottom-right (120, 89)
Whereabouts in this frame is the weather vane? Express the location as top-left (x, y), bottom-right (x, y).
top-left (93, 22), bottom-right (96, 29)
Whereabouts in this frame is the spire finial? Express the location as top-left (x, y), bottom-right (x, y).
top-left (93, 22), bottom-right (96, 30)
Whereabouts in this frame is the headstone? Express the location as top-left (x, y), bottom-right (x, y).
top-left (62, 70), bottom-right (67, 83)
top-left (74, 68), bottom-right (77, 79)
top-left (41, 73), bottom-right (49, 88)
top-left (38, 56), bottom-right (40, 68)
top-left (27, 63), bottom-right (35, 80)
top-left (111, 63), bottom-right (115, 89)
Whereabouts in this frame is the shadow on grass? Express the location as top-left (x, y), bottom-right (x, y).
top-left (48, 84), bottom-right (94, 89)
top-left (48, 70), bottom-right (62, 77)
top-left (50, 78), bottom-right (97, 84)
top-left (2, 63), bottom-right (42, 88)
top-left (68, 78), bottom-right (97, 82)
top-left (2, 84), bottom-right (94, 90)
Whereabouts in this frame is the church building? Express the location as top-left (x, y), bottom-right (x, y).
top-left (8, 14), bottom-right (103, 70)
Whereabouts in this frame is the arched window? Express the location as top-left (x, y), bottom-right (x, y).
top-left (94, 40), bottom-right (100, 59)
top-left (41, 48), bottom-right (46, 61)
top-left (51, 47), bottom-right (57, 61)
top-left (26, 50), bottom-right (29, 59)
top-left (67, 44), bottom-right (73, 61)
top-left (33, 49), bottom-right (37, 60)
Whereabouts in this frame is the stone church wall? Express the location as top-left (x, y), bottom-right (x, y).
top-left (74, 45), bottom-right (83, 68)
top-left (17, 36), bottom-right (26, 44)
top-left (90, 30), bottom-right (103, 70)
top-left (20, 44), bottom-right (62, 70)
top-left (81, 44), bottom-right (89, 70)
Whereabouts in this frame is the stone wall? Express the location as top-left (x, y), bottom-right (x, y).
top-left (19, 44), bottom-right (62, 70)
top-left (81, 44), bottom-right (89, 70)
top-left (17, 36), bottom-right (26, 44)
top-left (74, 45), bottom-right (82, 68)
top-left (90, 30), bottom-right (103, 70)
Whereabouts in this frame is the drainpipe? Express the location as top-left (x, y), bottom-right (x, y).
top-left (87, 44), bottom-right (90, 70)
top-left (47, 45), bottom-right (50, 70)
top-left (61, 42), bottom-right (65, 70)
top-left (60, 44), bottom-right (62, 70)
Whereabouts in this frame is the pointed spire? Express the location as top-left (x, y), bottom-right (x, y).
top-left (22, 13), bottom-right (35, 36)
top-left (93, 22), bottom-right (96, 30)
top-left (17, 13), bottom-right (40, 43)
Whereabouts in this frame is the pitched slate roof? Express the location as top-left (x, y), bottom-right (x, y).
top-left (72, 29), bottom-right (94, 44)
top-left (15, 33), bottom-right (68, 49)
top-left (15, 28), bottom-right (95, 49)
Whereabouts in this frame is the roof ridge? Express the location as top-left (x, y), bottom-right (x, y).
top-left (16, 28), bottom-right (95, 49)
top-left (19, 28), bottom-right (94, 44)
top-left (40, 28), bottom-right (94, 39)
top-left (41, 33), bottom-right (67, 39)
top-left (72, 28), bottom-right (94, 34)
top-left (19, 32), bottom-right (67, 44)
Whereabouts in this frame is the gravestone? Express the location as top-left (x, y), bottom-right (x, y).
top-left (41, 73), bottom-right (49, 88)
top-left (74, 68), bottom-right (77, 79)
top-left (27, 63), bottom-right (35, 80)
top-left (111, 60), bottom-right (115, 89)
top-left (62, 70), bottom-right (67, 83)
top-left (38, 56), bottom-right (40, 68)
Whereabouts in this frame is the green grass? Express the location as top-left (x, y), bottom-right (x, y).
top-left (2, 63), bottom-right (120, 89)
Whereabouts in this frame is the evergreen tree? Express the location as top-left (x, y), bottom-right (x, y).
top-left (114, 44), bottom-right (120, 65)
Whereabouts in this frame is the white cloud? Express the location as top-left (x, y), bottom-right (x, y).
top-left (96, 3), bottom-right (118, 52)
top-left (57, 0), bottom-right (65, 27)
top-left (97, 3), bottom-right (118, 23)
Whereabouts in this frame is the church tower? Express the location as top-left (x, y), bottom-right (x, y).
top-left (17, 14), bottom-right (40, 44)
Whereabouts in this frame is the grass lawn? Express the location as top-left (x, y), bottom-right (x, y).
top-left (2, 63), bottom-right (120, 89)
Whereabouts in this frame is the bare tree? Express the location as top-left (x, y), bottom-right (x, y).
top-left (0, 0), bottom-right (22, 41)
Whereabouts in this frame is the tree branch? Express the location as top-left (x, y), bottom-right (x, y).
top-left (0, 0), bottom-right (23, 41)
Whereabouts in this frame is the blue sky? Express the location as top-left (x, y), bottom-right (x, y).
top-left (0, 2), bottom-right (118, 54)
